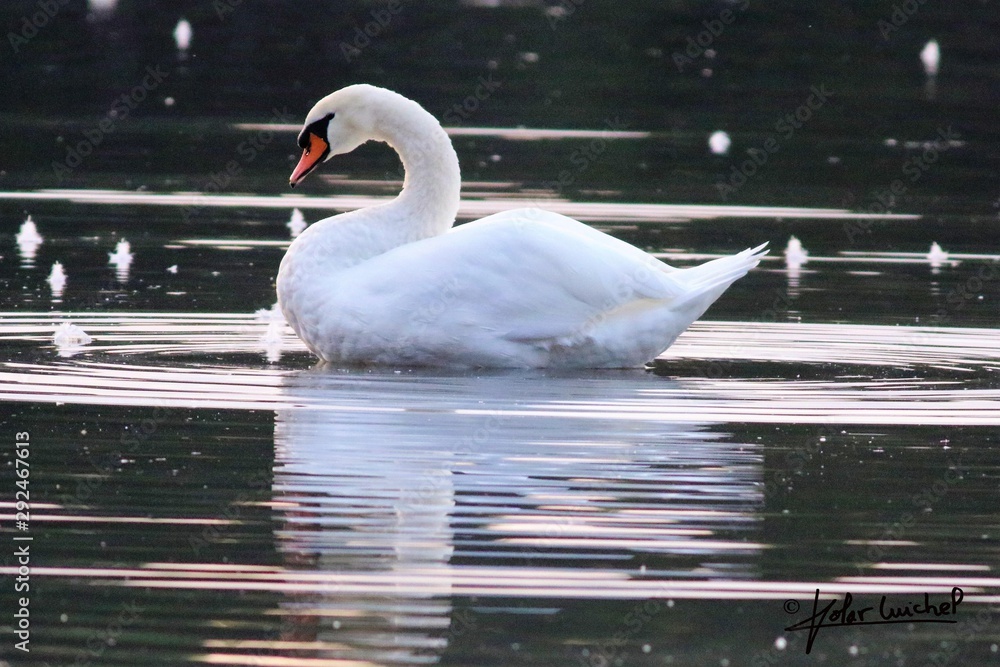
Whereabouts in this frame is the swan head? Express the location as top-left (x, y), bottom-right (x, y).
top-left (289, 84), bottom-right (386, 187)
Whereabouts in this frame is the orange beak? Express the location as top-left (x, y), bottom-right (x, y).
top-left (289, 133), bottom-right (330, 187)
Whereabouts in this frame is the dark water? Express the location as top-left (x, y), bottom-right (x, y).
top-left (2, 2), bottom-right (1000, 666)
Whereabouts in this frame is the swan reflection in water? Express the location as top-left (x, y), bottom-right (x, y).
top-left (269, 367), bottom-right (764, 664)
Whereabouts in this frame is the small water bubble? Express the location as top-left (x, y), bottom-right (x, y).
top-left (709, 130), bottom-right (731, 155)
top-left (921, 39), bottom-right (940, 77)
top-left (287, 208), bottom-right (307, 237)
top-left (174, 19), bottom-right (192, 52)
top-left (60, 613), bottom-right (69, 622)
top-left (848, 645), bottom-right (859, 656)
top-left (774, 637), bottom-right (787, 650)
top-left (642, 644), bottom-right (651, 653)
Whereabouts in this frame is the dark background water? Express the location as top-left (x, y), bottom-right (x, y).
top-left (2, 0), bottom-right (1000, 209)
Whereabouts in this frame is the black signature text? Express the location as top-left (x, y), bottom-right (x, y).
top-left (785, 587), bottom-right (964, 654)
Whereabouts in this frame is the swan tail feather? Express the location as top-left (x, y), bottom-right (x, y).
top-left (667, 242), bottom-right (768, 311)
top-left (676, 242), bottom-right (767, 292)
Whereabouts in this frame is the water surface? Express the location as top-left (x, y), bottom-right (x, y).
top-left (3, 3), bottom-right (1000, 665)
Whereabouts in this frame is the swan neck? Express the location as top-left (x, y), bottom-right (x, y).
top-left (377, 104), bottom-right (461, 234)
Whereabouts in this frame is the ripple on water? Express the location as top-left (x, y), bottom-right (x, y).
top-left (1, 313), bottom-right (998, 423)
top-left (2, 312), bottom-right (999, 664)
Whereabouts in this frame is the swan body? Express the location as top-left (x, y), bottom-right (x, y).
top-left (278, 84), bottom-right (766, 368)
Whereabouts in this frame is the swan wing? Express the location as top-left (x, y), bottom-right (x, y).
top-left (316, 209), bottom-right (715, 365)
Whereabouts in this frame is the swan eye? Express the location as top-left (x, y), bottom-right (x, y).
top-left (298, 112), bottom-right (335, 150)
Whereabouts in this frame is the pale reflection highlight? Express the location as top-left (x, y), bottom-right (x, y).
top-left (47, 261), bottom-right (67, 298)
top-left (234, 123), bottom-right (653, 141)
top-left (0, 190), bottom-right (920, 223)
top-left (108, 239), bottom-right (134, 282)
top-left (16, 215), bottom-right (43, 266)
top-left (3, 316), bottom-right (1000, 423)
top-left (709, 130), bottom-right (731, 155)
top-left (174, 19), bottom-right (192, 55)
top-left (287, 207), bottom-right (307, 237)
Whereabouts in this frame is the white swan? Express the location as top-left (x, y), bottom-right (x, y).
top-left (278, 84), bottom-right (766, 368)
